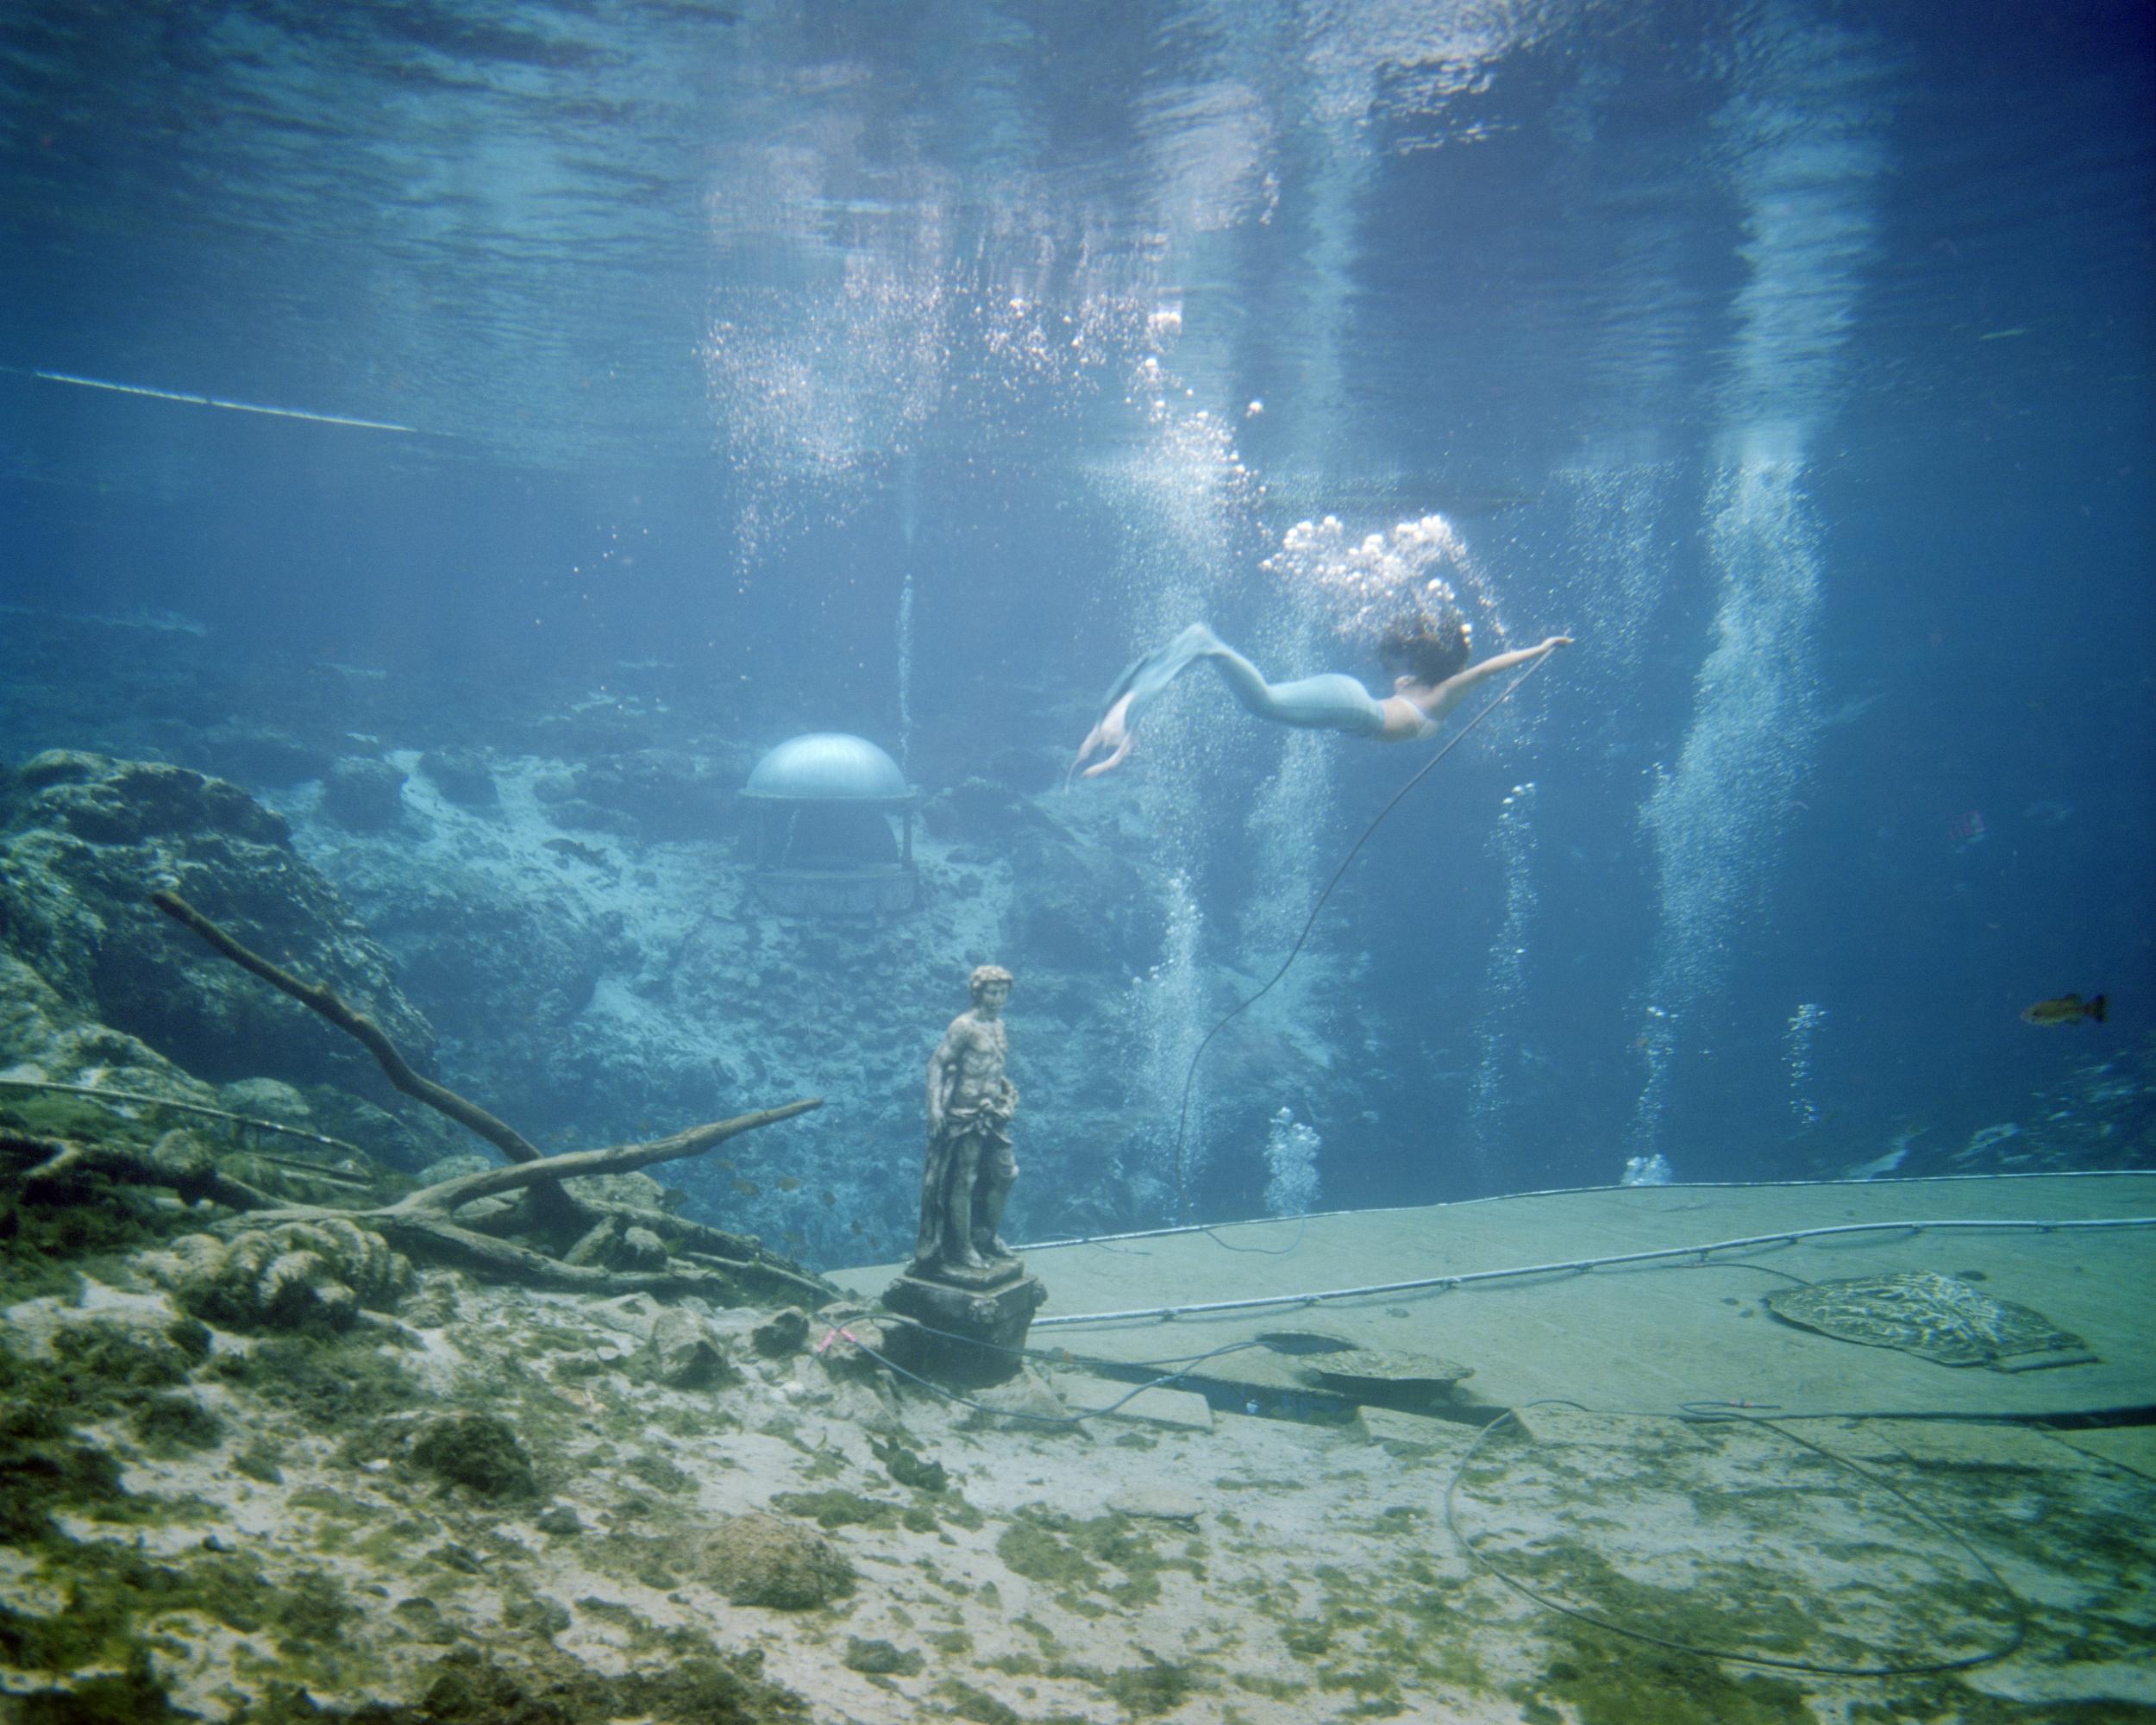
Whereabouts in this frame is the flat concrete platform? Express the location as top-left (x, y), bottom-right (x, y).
top-left (832, 1173), bottom-right (2156, 1421)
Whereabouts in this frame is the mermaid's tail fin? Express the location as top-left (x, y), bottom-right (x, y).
top-left (1068, 625), bottom-right (1220, 785)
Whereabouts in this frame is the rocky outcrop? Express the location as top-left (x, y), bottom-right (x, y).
top-left (322, 757), bottom-right (408, 831)
top-left (0, 751), bottom-right (436, 1096)
top-left (0, 950), bottom-right (221, 1106)
top-left (699, 1511), bottom-right (855, 1609)
top-left (563, 745), bottom-right (757, 842)
top-left (417, 745), bottom-right (498, 807)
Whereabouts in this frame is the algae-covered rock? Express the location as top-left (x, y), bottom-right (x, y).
top-left (213, 1077), bottom-right (456, 1176)
top-left (411, 1413), bottom-right (539, 1501)
top-left (417, 745), bottom-right (498, 807)
top-left (322, 757), bottom-right (408, 831)
top-left (140, 1217), bottom-right (412, 1331)
top-left (618, 1225), bottom-right (669, 1272)
top-left (642, 1308), bottom-right (739, 1389)
top-left (0, 953), bottom-right (221, 1108)
top-left (0, 750), bottom-right (435, 1093)
top-left (843, 1636), bottom-right (924, 1676)
top-left (699, 1510), bottom-right (854, 1609)
top-left (750, 1306), bottom-right (810, 1358)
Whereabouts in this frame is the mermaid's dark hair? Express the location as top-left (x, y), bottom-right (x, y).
top-left (1377, 609), bottom-right (1471, 686)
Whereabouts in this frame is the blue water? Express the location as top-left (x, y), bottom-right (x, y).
top-left (3, 0), bottom-right (2151, 1240)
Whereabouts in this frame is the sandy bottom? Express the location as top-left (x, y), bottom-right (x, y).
top-left (5, 1251), bottom-right (2153, 1724)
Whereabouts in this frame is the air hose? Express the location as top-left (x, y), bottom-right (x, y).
top-left (1168, 649), bottom-right (1556, 1223)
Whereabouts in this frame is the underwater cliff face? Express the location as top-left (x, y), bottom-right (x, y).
top-left (0, 750), bottom-right (436, 1101)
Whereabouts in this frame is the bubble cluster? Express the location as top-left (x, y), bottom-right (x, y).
top-left (700, 242), bottom-right (1163, 570)
top-left (1639, 454), bottom-right (1823, 1007)
top-left (1629, 451), bottom-right (1824, 1158)
top-left (1785, 1001), bottom-right (1827, 1128)
top-left (1470, 781), bottom-right (1539, 1188)
top-left (1263, 1107), bottom-right (1322, 1218)
top-left (1261, 511), bottom-right (1508, 649)
top-left (1121, 873), bottom-right (1211, 1213)
top-left (1090, 330), bottom-right (1338, 1222)
top-left (1553, 458), bottom-right (1677, 691)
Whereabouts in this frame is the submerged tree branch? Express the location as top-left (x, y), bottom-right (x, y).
top-left (151, 889), bottom-right (545, 1164)
top-left (3, 1127), bottom-right (273, 1211)
top-left (401, 1101), bottom-right (823, 1214)
top-left (132, 889), bottom-right (831, 1302)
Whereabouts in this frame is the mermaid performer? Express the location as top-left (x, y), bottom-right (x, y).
top-left (1070, 612), bottom-right (1570, 780)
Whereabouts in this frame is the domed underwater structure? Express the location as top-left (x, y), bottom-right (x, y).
top-left (739, 732), bottom-right (918, 916)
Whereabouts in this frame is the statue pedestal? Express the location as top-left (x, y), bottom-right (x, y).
top-left (880, 1258), bottom-right (1046, 1389)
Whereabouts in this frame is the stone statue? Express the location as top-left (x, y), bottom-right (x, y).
top-left (881, 963), bottom-right (1043, 1385)
top-left (914, 964), bottom-right (1018, 1276)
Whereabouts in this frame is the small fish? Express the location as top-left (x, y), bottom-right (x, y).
top-left (2021, 993), bottom-right (2105, 1026)
top-left (776, 1176), bottom-right (801, 1192)
top-left (849, 1220), bottom-right (864, 1234)
top-left (819, 1190), bottom-right (837, 1208)
top-left (731, 1178), bottom-right (761, 1197)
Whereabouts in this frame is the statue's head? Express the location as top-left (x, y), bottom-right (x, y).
top-left (969, 964), bottom-right (1014, 1003)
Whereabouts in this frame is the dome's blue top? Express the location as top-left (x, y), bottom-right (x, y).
top-left (742, 733), bottom-right (911, 802)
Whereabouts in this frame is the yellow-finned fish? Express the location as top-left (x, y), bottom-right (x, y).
top-left (2021, 992), bottom-right (2106, 1026)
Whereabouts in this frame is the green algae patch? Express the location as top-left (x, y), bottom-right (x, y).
top-left (771, 1487), bottom-right (906, 1530)
top-left (935, 1678), bottom-right (1020, 1723)
top-left (843, 1635), bottom-right (924, 1676)
top-left (130, 1392), bottom-right (222, 1456)
top-left (410, 1413), bottom-right (538, 1502)
top-left (624, 1450), bottom-right (698, 1495)
top-left (997, 1518), bottom-right (1101, 1593)
top-left (1100, 1658), bottom-right (1200, 1716)
top-left (288, 1485), bottom-right (376, 1520)
top-left (0, 1539), bottom-right (360, 1698)
top-left (869, 1432), bottom-right (948, 1493)
top-left (1522, 1624), bottom-right (1813, 1725)
top-left (1232, 1671), bottom-right (1313, 1702)
top-left (364, 1643), bottom-right (809, 1725)
top-left (994, 1509), bottom-right (1200, 1615)
top-left (216, 1332), bottom-right (423, 1432)
top-left (0, 1349), bottom-right (135, 1544)
top-left (7, 1632), bottom-right (809, 1724)
top-left (9, 1651), bottom-right (186, 1725)
top-left (48, 1318), bottom-right (196, 1402)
